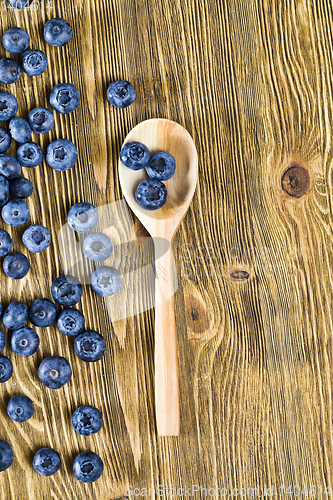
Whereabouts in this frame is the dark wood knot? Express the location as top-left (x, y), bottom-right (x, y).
top-left (185, 296), bottom-right (210, 334)
top-left (230, 269), bottom-right (250, 280)
top-left (281, 165), bottom-right (310, 198)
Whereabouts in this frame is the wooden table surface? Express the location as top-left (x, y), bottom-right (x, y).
top-left (1, 0), bottom-right (332, 498)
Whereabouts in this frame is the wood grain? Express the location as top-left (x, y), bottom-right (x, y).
top-left (1, 0), bottom-right (333, 498)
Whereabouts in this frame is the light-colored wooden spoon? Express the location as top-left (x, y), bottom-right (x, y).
top-left (118, 118), bottom-right (198, 436)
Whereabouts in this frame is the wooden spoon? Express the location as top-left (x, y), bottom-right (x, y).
top-left (118, 118), bottom-right (198, 436)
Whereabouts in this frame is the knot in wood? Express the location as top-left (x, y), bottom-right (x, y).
top-left (281, 165), bottom-right (310, 198)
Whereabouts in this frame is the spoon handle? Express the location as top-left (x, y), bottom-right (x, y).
top-left (154, 238), bottom-right (179, 436)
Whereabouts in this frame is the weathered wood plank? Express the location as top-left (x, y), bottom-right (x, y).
top-left (0, 0), bottom-right (333, 498)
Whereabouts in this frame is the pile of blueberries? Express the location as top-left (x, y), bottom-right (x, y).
top-left (0, 15), bottom-right (139, 484)
top-left (0, 19), bottom-right (80, 279)
top-left (0, 273), bottom-right (106, 481)
top-left (120, 141), bottom-right (176, 210)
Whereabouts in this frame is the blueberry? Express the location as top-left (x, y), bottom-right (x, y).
top-left (74, 330), bottom-right (106, 362)
top-left (11, 326), bottom-right (39, 356)
top-left (83, 232), bottom-right (113, 262)
top-left (2, 199), bottom-right (30, 226)
top-left (21, 49), bottom-right (47, 76)
top-left (135, 179), bottom-right (167, 210)
top-left (0, 229), bottom-right (13, 256)
top-left (71, 405), bottom-right (103, 436)
top-left (0, 128), bottom-right (11, 153)
top-left (0, 355), bottom-right (13, 383)
top-left (51, 275), bottom-right (82, 306)
top-left (17, 142), bottom-right (43, 168)
top-left (57, 308), bottom-right (85, 336)
top-left (0, 440), bottom-right (14, 472)
top-left (46, 139), bottom-right (78, 171)
top-left (49, 83), bottom-right (80, 114)
top-left (3, 252), bottom-right (29, 279)
top-left (0, 330), bottom-right (5, 352)
top-left (73, 451), bottom-right (103, 483)
top-left (0, 154), bottom-right (21, 178)
top-left (33, 448), bottom-right (61, 476)
top-left (3, 301), bottom-right (28, 330)
top-left (120, 141), bottom-right (150, 170)
top-left (44, 18), bottom-right (72, 47)
top-left (67, 202), bottom-right (98, 233)
top-left (106, 80), bottom-right (136, 108)
top-left (90, 266), bottom-right (122, 297)
top-left (0, 174), bottom-right (9, 206)
top-left (0, 91), bottom-right (18, 121)
top-left (28, 107), bottom-right (54, 134)
top-left (3, 28), bottom-right (30, 54)
top-left (7, 395), bottom-right (34, 422)
top-left (9, 177), bottom-right (33, 198)
top-left (38, 356), bottom-right (72, 389)
top-left (22, 225), bottom-right (50, 253)
top-left (145, 151), bottom-right (176, 181)
top-left (9, 117), bottom-right (31, 143)
top-left (28, 299), bottom-right (58, 327)
top-left (0, 58), bottom-right (21, 84)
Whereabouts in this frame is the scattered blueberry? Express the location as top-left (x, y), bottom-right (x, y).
top-left (51, 275), bottom-right (82, 306)
top-left (3, 252), bottom-right (29, 279)
top-left (28, 299), bottom-right (58, 327)
top-left (0, 330), bottom-right (5, 352)
top-left (73, 451), bottom-right (103, 483)
top-left (0, 128), bottom-right (11, 153)
top-left (44, 18), bottom-right (72, 47)
top-left (83, 232), bottom-right (113, 262)
top-left (0, 355), bottom-right (13, 383)
top-left (22, 225), bottom-right (50, 253)
top-left (120, 141), bottom-right (150, 170)
top-left (135, 179), bottom-right (167, 210)
top-left (0, 175), bottom-right (9, 206)
top-left (28, 107), bottom-right (54, 134)
top-left (17, 142), bottom-right (43, 168)
top-left (9, 117), bottom-right (31, 143)
top-left (7, 395), bottom-right (34, 422)
top-left (46, 139), bottom-right (78, 171)
top-left (2, 199), bottom-right (30, 226)
top-left (106, 80), bottom-right (136, 108)
top-left (3, 28), bottom-right (30, 54)
top-left (21, 49), bottom-right (47, 76)
top-left (57, 308), bottom-right (85, 336)
top-left (49, 83), bottom-right (80, 114)
top-left (3, 301), bottom-right (28, 330)
top-left (145, 151), bottom-right (176, 181)
top-left (9, 177), bottom-right (34, 199)
top-left (38, 356), bottom-right (72, 389)
top-left (33, 448), bottom-right (61, 476)
top-left (0, 154), bottom-right (21, 178)
top-left (71, 405), bottom-right (103, 436)
top-left (0, 58), bottom-right (21, 84)
top-left (90, 266), bottom-right (122, 297)
top-left (0, 229), bottom-right (13, 257)
top-left (0, 91), bottom-right (18, 121)
top-left (11, 326), bottom-right (39, 356)
top-left (67, 202), bottom-right (98, 233)
top-left (74, 330), bottom-right (106, 363)
top-left (0, 440), bottom-right (14, 472)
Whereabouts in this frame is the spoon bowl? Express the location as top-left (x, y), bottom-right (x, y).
top-left (119, 119), bottom-right (198, 231)
top-left (119, 118), bottom-right (198, 435)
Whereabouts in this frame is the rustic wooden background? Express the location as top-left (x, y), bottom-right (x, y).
top-left (0, 0), bottom-right (332, 498)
